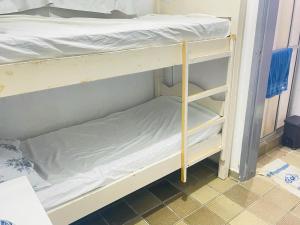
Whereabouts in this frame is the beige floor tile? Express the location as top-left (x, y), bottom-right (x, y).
top-left (248, 198), bottom-right (287, 224)
top-left (240, 176), bottom-right (275, 196)
top-left (281, 154), bottom-right (300, 168)
top-left (277, 213), bottom-right (300, 225)
top-left (190, 185), bottom-right (219, 204)
top-left (267, 148), bottom-right (289, 159)
top-left (184, 207), bottom-right (225, 225)
top-left (290, 149), bottom-right (300, 156)
top-left (149, 180), bottom-right (181, 202)
top-left (291, 204), bottom-right (300, 218)
top-left (208, 178), bottom-right (237, 193)
top-left (175, 221), bottom-right (188, 225)
top-left (278, 146), bottom-right (292, 152)
top-left (207, 195), bottom-right (243, 222)
top-left (263, 187), bottom-right (300, 211)
top-left (224, 185), bottom-right (259, 208)
top-left (257, 154), bottom-right (274, 168)
top-left (229, 211), bottom-right (270, 225)
top-left (166, 194), bottom-right (201, 218)
top-left (124, 217), bottom-right (149, 225)
top-left (143, 205), bottom-right (179, 225)
top-left (126, 189), bottom-right (161, 214)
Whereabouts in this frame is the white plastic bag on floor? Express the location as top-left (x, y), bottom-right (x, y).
top-left (259, 159), bottom-right (300, 197)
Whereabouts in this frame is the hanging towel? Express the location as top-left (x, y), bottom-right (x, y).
top-left (266, 48), bottom-right (293, 98)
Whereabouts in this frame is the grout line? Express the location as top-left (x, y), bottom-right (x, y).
top-left (99, 214), bottom-right (110, 225)
top-left (290, 201), bottom-right (300, 219)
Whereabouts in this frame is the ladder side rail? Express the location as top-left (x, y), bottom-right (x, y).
top-left (181, 41), bottom-right (189, 183)
top-left (218, 36), bottom-right (236, 179)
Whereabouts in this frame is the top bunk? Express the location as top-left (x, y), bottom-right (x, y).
top-left (0, 0), bottom-right (242, 98)
top-left (0, 14), bottom-right (230, 64)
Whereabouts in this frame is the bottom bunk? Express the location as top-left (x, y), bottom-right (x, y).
top-left (0, 84), bottom-right (225, 224)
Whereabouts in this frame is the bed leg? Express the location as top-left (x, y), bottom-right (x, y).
top-left (218, 37), bottom-right (236, 180)
top-left (154, 69), bottom-right (163, 97)
top-left (181, 41), bottom-right (189, 183)
top-left (155, 0), bottom-right (161, 14)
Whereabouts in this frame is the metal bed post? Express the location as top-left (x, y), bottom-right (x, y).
top-left (218, 35), bottom-right (236, 179)
top-left (154, 70), bottom-right (163, 97)
top-left (181, 41), bottom-right (189, 183)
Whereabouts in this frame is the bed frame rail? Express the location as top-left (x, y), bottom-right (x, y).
top-left (0, 38), bottom-right (231, 98)
top-left (48, 135), bottom-right (222, 225)
top-left (0, 44), bottom-right (182, 98)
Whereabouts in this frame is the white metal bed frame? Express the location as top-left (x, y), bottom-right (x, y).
top-left (0, 0), bottom-right (246, 224)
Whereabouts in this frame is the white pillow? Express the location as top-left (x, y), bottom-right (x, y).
top-left (0, 139), bottom-right (50, 191)
top-left (0, 139), bottom-right (21, 159)
top-left (51, 0), bottom-right (137, 15)
top-left (51, 0), bottom-right (115, 14)
top-left (0, 0), bottom-right (50, 14)
top-left (0, 158), bottom-right (50, 191)
top-left (114, 0), bottom-right (137, 15)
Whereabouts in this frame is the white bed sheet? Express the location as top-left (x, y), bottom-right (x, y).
top-left (22, 96), bottom-right (222, 210)
top-left (0, 14), bottom-right (230, 64)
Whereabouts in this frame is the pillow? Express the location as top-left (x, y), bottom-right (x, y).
top-left (0, 139), bottom-right (50, 191)
top-left (114, 0), bottom-right (137, 15)
top-left (51, 0), bottom-right (115, 14)
top-left (51, 0), bottom-right (137, 15)
top-left (0, 0), bottom-right (50, 14)
top-left (0, 139), bottom-right (21, 159)
top-left (0, 157), bottom-right (51, 191)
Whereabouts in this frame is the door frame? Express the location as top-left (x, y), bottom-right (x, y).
top-left (239, 0), bottom-right (280, 181)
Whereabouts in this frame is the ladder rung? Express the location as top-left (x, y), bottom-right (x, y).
top-left (190, 51), bottom-right (232, 64)
top-left (188, 117), bottom-right (225, 136)
top-left (188, 85), bottom-right (228, 103)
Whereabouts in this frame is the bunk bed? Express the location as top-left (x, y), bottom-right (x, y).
top-left (0, 0), bottom-right (245, 224)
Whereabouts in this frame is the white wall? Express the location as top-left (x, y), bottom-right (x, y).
top-left (0, 73), bottom-right (154, 140)
top-left (230, 0), bottom-right (260, 173)
top-left (165, 58), bottom-right (228, 101)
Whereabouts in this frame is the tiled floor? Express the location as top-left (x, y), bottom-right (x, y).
top-left (73, 147), bottom-right (300, 225)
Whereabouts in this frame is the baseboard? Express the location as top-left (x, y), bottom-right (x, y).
top-left (229, 169), bottom-right (240, 180)
top-left (259, 127), bottom-right (283, 156)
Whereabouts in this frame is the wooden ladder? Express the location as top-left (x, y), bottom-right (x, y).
top-left (180, 37), bottom-right (236, 183)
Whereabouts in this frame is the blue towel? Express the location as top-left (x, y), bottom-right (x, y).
top-left (266, 48), bottom-right (293, 98)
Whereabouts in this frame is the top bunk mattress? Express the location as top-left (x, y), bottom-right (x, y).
top-left (0, 14), bottom-right (230, 64)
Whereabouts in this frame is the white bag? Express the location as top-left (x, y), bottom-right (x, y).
top-left (259, 159), bottom-right (300, 197)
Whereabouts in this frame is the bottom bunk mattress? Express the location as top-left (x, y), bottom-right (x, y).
top-left (21, 96), bottom-right (222, 210)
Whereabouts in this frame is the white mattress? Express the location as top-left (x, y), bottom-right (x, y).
top-left (0, 14), bottom-right (230, 64)
top-left (22, 96), bottom-right (222, 210)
